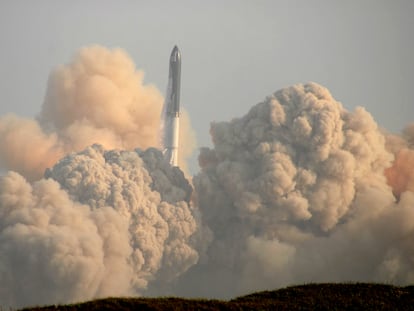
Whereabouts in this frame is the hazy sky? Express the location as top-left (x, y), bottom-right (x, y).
top-left (0, 0), bottom-right (413, 170)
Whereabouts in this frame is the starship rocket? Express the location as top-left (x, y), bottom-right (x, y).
top-left (163, 45), bottom-right (181, 167)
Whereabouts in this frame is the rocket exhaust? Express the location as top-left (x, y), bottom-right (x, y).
top-left (162, 46), bottom-right (181, 167)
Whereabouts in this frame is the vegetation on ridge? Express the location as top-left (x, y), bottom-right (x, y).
top-left (18, 283), bottom-right (414, 311)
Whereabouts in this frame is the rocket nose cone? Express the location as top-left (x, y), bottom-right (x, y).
top-left (171, 45), bottom-right (181, 61)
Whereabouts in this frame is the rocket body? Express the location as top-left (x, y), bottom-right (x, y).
top-left (163, 46), bottom-right (181, 167)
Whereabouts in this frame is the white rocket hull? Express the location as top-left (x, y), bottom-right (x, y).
top-left (163, 115), bottom-right (179, 167)
top-left (162, 46), bottom-right (181, 167)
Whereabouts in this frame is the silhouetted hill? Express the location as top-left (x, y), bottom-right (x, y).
top-left (19, 283), bottom-right (414, 311)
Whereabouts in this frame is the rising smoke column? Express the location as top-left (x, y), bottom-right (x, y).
top-left (0, 46), bottom-right (195, 180)
top-left (182, 82), bottom-right (414, 298)
top-left (0, 145), bottom-right (200, 308)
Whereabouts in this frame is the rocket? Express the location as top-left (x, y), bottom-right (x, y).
top-left (162, 45), bottom-right (181, 167)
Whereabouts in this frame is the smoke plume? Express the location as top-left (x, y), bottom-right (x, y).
top-left (0, 46), bottom-right (200, 308)
top-left (0, 46), bottom-right (195, 180)
top-left (0, 145), bottom-right (199, 307)
top-left (179, 83), bottom-right (414, 298)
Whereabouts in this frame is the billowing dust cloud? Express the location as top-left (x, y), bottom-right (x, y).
top-left (0, 146), bottom-right (200, 307)
top-left (0, 46), bottom-right (195, 180)
top-left (0, 46), bottom-right (199, 308)
top-left (0, 45), bottom-right (413, 308)
top-left (178, 83), bottom-right (414, 298)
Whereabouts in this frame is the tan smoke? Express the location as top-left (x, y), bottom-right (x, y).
top-left (0, 170), bottom-right (133, 307)
top-left (177, 82), bottom-right (414, 298)
top-left (196, 83), bottom-right (393, 232)
top-left (0, 115), bottom-right (64, 179)
top-left (0, 145), bottom-right (200, 308)
top-left (0, 46), bottom-right (200, 308)
top-left (40, 46), bottom-right (163, 150)
top-left (385, 124), bottom-right (414, 197)
top-left (0, 46), bottom-right (195, 180)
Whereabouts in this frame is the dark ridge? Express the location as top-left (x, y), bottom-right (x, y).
top-left (19, 298), bottom-right (229, 311)
top-left (19, 283), bottom-right (414, 311)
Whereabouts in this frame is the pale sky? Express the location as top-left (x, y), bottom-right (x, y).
top-left (0, 0), bottom-right (413, 171)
